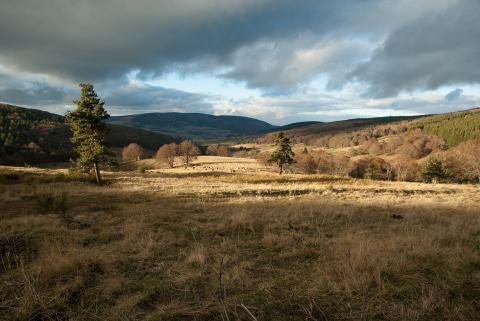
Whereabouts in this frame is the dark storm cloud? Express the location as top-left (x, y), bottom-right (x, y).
top-left (0, 0), bottom-right (372, 83)
top-left (353, 0), bottom-right (480, 98)
top-left (101, 83), bottom-right (215, 115)
top-left (1, 0), bottom-right (479, 119)
top-left (0, 69), bottom-right (214, 115)
top-left (0, 73), bottom-right (74, 106)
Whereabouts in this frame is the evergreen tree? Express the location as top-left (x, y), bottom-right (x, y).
top-left (420, 156), bottom-right (449, 183)
top-left (269, 132), bottom-right (295, 174)
top-left (65, 83), bottom-right (110, 184)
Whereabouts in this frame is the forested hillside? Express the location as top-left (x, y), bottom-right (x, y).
top-left (410, 108), bottom-right (480, 147)
top-left (0, 104), bottom-right (178, 164)
top-left (0, 104), bottom-right (64, 154)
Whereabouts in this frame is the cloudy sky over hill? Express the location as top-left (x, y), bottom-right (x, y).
top-left (1, 0), bottom-right (479, 124)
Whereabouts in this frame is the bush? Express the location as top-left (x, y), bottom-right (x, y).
top-left (256, 152), bottom-right (272, 167)
top-left (392, 158), bottom-right (419, 181)
top-left (420, 157), bottom-right (449, 183)
top-left (445, 140), bottom-right (480, 183)
top-left (349, 157), bottom-right (390, 180)
top-left (295, 153), bottom-right (317, 174)
top-left (34, 192), bottom-right (69, 215)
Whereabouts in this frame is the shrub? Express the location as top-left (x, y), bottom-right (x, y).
top-left (420, 156), bottom-right (449, 183)
top-left (312, 150), bottom-right (334, 174)
top-left (392, 158), bottom-right (419, 181)
top-left (34, 192), bottom-right (69, 215)
top-left (445, 140), bottom-right (480, 183)
top-left (349, 157), bottom-right (390, 180)
top-left (295, 153), bottom-right (317, 174)
top-left (256, 152), bottom-right (272, 167)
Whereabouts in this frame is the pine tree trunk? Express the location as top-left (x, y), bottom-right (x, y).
top-left (93, 161), bottom-right (102, 185)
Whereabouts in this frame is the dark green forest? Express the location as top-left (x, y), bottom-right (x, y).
top-left (411, 108), bottom-right (480, 147)
top-left (0, 104), bottom-right (63, 153)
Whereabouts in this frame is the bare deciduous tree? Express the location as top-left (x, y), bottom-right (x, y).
top-left (122, 143), bottom-right (146, 161)
top-left (156, 143), bottom-right (177, 168)
top-left (206, 144), bottom-right (229, 157)
top-left (179, 140), bottom-right (200, 167)
top-left (445, 140), bottom-right (480, 183)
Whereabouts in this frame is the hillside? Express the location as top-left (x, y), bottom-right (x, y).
top-left (108, 112), bottom-right (277, 141)
top-left (410, 108), bottom-right (480, 147)
top-left (273, 121), bottom-right (322, 131)
top-left (0, 104), bottom-right (178, 164)
top-left (258, 115), bottom-right (423, 145)
top-left (282, 116), bottom-right (420, 137)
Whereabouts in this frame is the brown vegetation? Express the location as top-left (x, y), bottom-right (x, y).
top-left (122, 143), bottom-right (147, 161)
top-left (178, 140), bottom-right (200, 166)
top-left (156, 143), bottom-right (177, 168)
top-left (1, 165), bottom-right (479, 320)
top-left (206, 144), bottom-right (229, 157)
top-left (445, 140), bottom-right (480, 183)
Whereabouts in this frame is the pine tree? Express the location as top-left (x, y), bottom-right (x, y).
top-left (65, 83), bottom-right (110, 184)
top-left (420, 156), bottom-right (449, 183)
top-left (269, 132), bottom-right (295, 174)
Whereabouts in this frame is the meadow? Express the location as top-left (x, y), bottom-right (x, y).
top-left (1, 156), bottom-right (480, 321)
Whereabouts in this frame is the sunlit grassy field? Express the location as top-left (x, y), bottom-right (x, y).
top-left (1, 157), bottom-right (480, 321)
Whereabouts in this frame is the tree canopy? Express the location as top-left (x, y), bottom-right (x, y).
top-left (65, 83), bottom-right (110, 184)
top-left (269, 132), bottom-right (295, 174)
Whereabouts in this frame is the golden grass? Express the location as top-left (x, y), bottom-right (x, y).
top-left (1, 162), bottom-right (480, 320)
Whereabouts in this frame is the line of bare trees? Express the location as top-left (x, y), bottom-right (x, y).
top-left (122, 140), bottom-right (200, 168)
top-left (123, 141), bottom-right (233, 168)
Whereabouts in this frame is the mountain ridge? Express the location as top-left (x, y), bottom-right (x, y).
top-left (107, 112), bottom-right (278, 141)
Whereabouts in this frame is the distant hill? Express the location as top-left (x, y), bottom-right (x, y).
top-left (257, 109), bottom-right (480, 153)
top-left (258, 115), bottom-right (423, 144)
top-left (0, 104), bottom-right (178, 164)
top-left (273, 121), bottom-right (322, 132)
top-left (107, 112), bottom-right (277, 141)
top-left (410, 108), bottom-right (480, 147)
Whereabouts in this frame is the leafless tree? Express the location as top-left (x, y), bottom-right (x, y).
top-left (445, 140), bottom-right (480, 183)
top-left (179, 140), bottom-right (200, 167)
top-left (206, 144), bottom-right (229, 157)
top-left (122, 143), bottom-right (146, 161)
top-left (156, 143), bottom-right (177, 168)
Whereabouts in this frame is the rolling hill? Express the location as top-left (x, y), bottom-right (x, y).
top-left (0, 104), bottom-right (178, 164)
top-left (107, 112), bottom-right (277, 141)
top-left (257, 115), bottom-right (424, 144)
top-left (410, 108), bottom-right (480, 147)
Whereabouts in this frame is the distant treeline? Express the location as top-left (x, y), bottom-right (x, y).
top-left (411, 109), bottom-right (480, 147)
top-left (0, 104), bottom-right (63, 154)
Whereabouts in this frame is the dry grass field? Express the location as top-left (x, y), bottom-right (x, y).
top-left (1, 157), bottom-right (480, 321)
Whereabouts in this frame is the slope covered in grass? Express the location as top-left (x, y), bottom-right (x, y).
top-left (1, 167), bottom-right (479, 320)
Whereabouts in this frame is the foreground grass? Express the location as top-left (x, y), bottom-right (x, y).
top-left (0, 167), bottom-right (479, 320)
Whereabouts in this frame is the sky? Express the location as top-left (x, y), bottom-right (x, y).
top-left (0, 0), bottom-right (479, 125)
